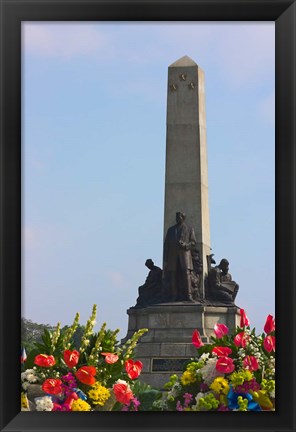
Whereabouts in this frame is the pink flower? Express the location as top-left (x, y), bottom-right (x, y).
top-left (215, 357), bottom-right (235, 373)
top-left (63, 392), bottom-right (78, 411)
top-left (239, 309), bottom-right (250, 327)
top-left (264, 315), bottom-right (275, 334)
top-left (263, 335), bottom-right (275, 353)
top-left (212, 346), bottom-right (232, 357)
top-left (214, 323), bottom-right (229, 339)
top-left (243, 355), bottom-right (259, 371)
top-left (192, 329), bottom-right (204, 348)
top-left (233, 331), bottom-right (249, 348)
top-left (125, 359), bottom-right (143, 379)
top-left (101, 352), bottom-right (119, 364)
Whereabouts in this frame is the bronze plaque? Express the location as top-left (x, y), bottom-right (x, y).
top-left (152, 358), bottom-right (188, 372)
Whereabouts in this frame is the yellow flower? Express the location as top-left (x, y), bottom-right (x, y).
top-left (88, 382), bottom-right (110, 406)
top-left (180, 370), bottom-right (196, 385)
top-left (210, 377), bottom-right (230, 395)
top-left (72, 399), bottom-right (91, 411)
top-left (250, 390), bottom-right (274, 410)
top-left (21, 392), bottom-right (29, 410)
top-left (229, 369), bottom-right (253, 386)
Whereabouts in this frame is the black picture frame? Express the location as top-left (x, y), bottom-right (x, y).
top-left (0, 1), bottom-right (295, 431)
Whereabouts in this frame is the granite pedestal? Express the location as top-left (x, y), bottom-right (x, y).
top-left (122, 302), bottom-right (240, 389)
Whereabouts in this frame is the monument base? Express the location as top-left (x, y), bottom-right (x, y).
top-left (122, 302), bottom-right (240, 389)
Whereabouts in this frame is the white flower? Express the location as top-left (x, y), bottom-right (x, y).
top-left (152, 399), bottom-right (168, 410)
top-left (22, 381), bottom-right (30, 391)
top-left (115, 379), bottom-right (128, 385)
top-left (199, 353), bottom-right (210, 361)
top-left (199, 358), bottom-right (224, 385)
top-left (191, 392), bottom-right (205, 410)
top-left (195, 392), bottom-right (205, 405)
top-left (26, 373), bottom-right (38, 383)
top-left (35, 396), bottom-right (54, 411)
top-left (168, 382), bottom-right (181, 398)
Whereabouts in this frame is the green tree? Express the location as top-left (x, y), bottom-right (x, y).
top-left (21, 317), bottom-right (55, 352)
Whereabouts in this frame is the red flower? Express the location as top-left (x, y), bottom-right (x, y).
top-left (212, 346), bottom-right (232, 357)
top-left (215, 357), bottom-right (235, 374)
top-left (42, 378), bottom-right (63, 395)
top-left (63, 350), bottom-right (79, 368)
top-left (213, 323), bottom-right (229, 339)
top-left (192, 329), bottom-right (204, 348)
top-left (75, 366), bottom-right (97, 385)
top-left (233, 331), bottom-right (249, 348)
top-left (264, 315), bottom-right (275, 334)
top-left (263, 335), bottom-right (275, 353)
top-left (34, 354), bottom-right (56, 367)
top-left (113, 380), bottom-right (134, 404)
top-left (243, 355), bottom-right (259, 371)
top-left (101, 352), bottom-right (119, 364)
top-left (239, 309), bottom-right (250, 327)
top-left (125, 359), bottom-right (143, 379)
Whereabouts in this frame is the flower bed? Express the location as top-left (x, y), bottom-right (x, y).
top-left (158, 309), bottom-right (275, 411)
top-left (21, 305), bottom-right (162, 411)
top-left (21, 305), bottom-right (275, 412)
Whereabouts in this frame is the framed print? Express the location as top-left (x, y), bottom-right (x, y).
top-left (0, 1), bottom-right (295, 432)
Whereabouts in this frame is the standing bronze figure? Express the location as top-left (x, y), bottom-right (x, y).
top-left (163, 212), bottom-right (197, 301)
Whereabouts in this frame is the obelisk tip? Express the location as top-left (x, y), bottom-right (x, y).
top-left (169, 55), bottom-right (198, 68)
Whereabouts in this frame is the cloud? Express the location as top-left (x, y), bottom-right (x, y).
top-left (22, 22), bottom-right (274, 90)
top-left (23, 23), bottom-right (107, 59)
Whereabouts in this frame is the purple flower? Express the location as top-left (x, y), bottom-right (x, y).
top-left (121, 405), bottom-right (129, 411)
top-left (132, 397), bottom-right (141, 408)
top-left (121, 397), bottom-right (141, 411)
top-left (200, 383), bottom-right (209, 392)
top-left (176, 401), bottom-right (184, 411)
top-left (63, 373), bottom-right (76, 382)
top-left (236, 378), bottom-right (260, 394)
top-left (61, 372), bottom-right (77, 397)
top-left (218, 404), bottom-right (230, 411)
top-left (183, 393), bottom-right (193, 407)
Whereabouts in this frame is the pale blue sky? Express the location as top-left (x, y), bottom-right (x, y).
top-left (22, 22), bottom-right (275, 338)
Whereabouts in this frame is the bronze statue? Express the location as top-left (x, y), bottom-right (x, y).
top-left (135, 259), bottom-right (162, 307)
top-left (190, 248), bottom-right (203, 301)
top-left (162, 212), bottom-right (197, 302)
top-left (206, 258), bottom-right (239, 305)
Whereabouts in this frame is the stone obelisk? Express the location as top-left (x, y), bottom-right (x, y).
top-left (164, 55), bottom-right (211, 296)
top-left (122, 57), bottom-right (240, 389)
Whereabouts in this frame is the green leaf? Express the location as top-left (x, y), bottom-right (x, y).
top-left (33, 342), bottom-right (49, 353)
top-left (138, 389), bottom-right (162, 411)
top-left (23, 348), bottom-right (40, 369)
top-left (41, 328), bottom-right (52, 347)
